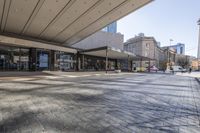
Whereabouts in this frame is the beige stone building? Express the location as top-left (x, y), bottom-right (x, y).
top-left (191, 60), bottom-right (199, 70)
top-left (175, 54), bottom-right (198, 70)
top-left (124, 34), bottom-right (159, 69)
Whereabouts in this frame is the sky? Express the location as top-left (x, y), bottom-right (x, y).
top-left (118, 0), bottom-right (200, 57)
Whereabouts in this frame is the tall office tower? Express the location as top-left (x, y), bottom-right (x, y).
top-left (102, 22), bottom-right (117, 33)
top-left (197, 19), bottom-right (200, 59)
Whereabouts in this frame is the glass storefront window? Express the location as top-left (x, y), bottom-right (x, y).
top-left (20, 48), bottom-right (29, 71)
top-left (0, 45), bottom-right (30, 71)
top-left (10, 47), bottom-right (20, 71)
top-left (55, 52), bottom-right (75, 71)
top-left (83, 55), bottom-right (116, 71)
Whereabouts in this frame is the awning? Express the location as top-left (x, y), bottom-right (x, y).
top-left (80, 46), bottom-right (136, 59)
top-left (132, 55), bottom-right (156, 61)
top-left (0, 35), bottom-right (77, 53)
top-left (0, 0), bottom-right (153, 46)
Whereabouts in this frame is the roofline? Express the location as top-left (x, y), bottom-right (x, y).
top-left (0, 34), bottom-right (77, 53)
top-left (67, 0), bottom-right (154, 46)
top-left (80, 46), bottom-right (109, 53)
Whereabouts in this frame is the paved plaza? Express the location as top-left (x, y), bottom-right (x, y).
top-left (0, 73), bottom-right (200, 133)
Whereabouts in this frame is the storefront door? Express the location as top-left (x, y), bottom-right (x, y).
top-left (37, 50), bottom-right (50, 71)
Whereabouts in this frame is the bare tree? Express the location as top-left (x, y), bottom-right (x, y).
top-left (177, 57), bottom-right (189, 68)
top-left (159, 60), bottom-right (168, 71)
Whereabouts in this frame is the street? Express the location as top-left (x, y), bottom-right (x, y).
top-left (0, 73), bottom-right (200, 133)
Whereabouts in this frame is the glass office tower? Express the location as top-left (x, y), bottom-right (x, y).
top-left (102, 22), bottom-right (117, 33)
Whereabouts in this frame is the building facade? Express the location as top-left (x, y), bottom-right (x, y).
top-left (124, 34), bottom-right (159, 69)
top-left (0, 35), bottom-right (133, 72)
top-left (0, 0), bottom-right (153, 72)
top-left (164, 43), bottom-right (185, 55)
top-left (123, 34), bottom-right (192, 71)
top-left (72, 31), bottom-right (124, 50)
top-left (102, 22), bottom-right (117, 33)
top-left (0, 41), bottom-right (77, 72)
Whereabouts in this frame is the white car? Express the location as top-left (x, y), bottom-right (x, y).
top-left (171, 66), bottom-right (187, 72)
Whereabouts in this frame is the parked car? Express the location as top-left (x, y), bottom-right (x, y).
top-left (170, 66), bottom-right (187, 72)
top-left (150, 66), bottom-right (159, 72)
top-left (146, 66), bottom-right (159, 72)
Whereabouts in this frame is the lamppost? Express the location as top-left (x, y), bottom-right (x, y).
top-left (197, 19), bottom-right (200, 70)
top-left (168, 39), bottom-right (173, 65)
top-left (197, 19), bottom-right (200, 59)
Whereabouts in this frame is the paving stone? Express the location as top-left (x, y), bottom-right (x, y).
top-left (0, 73), bottom-right (200, 132)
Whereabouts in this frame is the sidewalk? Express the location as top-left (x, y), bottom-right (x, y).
top-left (176, 71), bottom-right (200, 77)
top-left (0, 71), bottom-right (133, 81)
top-left (176, 72), bottom-right (200, 83)
top-left (0, 71), bottom-right (52, 81)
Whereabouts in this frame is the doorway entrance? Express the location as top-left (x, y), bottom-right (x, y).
top-left (36, 50), bottom-right (50, 71)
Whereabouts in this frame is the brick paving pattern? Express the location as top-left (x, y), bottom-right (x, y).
top-left (0, 73), bottom-right (200, 133)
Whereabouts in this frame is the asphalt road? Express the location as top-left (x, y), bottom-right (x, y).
top-left (0, 73), bottom-right (200, 133)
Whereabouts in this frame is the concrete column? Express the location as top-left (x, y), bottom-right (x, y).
top-left (127, 55), bottom-right (130, 72)
top-left (73, 54), bottom-right (77, 71)
top-left (82, 55), bottom-right (85, 71)
top-left (50, 50), bottom-right (55, 71)
top-left (131, 60), bottom-right (133, 71)
top-left (140, 58), bottom-right (143, 72)
top-left (76, 52), bottom-right (81, 71)
top-left (19, 48), bottom-right (21, 71)
top-left (115, 59), bottom-right (118, 69)
top-left (148, 59), bottom-right (151, 72)
top-left (106, 49), bottom-right (108, 73)
top-left (29, 48), bottom-right (37, 71)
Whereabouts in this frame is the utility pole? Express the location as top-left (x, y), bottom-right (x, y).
top-left (105, 48), bottom-right (108, 73)
top-left (197, 19), bottom-right (200, 59)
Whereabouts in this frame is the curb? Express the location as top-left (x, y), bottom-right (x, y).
top-left (195, 77), bottom-right (200, 84)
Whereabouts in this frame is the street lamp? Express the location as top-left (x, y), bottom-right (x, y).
top-left (197, 19), bottom-right (200, 71)
top-left (197, 19), bottom-right (200, 59)
top-left (168, 39), bottom-right (173, 65)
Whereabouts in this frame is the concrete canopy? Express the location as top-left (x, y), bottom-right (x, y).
top-left (81, 46), bottom-right (136, 59)
top-left (0, 35), bottom-right (77, 53)
top-left (0, 0), bottom-right (153, 47)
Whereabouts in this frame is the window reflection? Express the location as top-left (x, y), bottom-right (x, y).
top-left (0, 45), bottom-right (29, 71)
top-left (55, 52), bottom-right (75, 71)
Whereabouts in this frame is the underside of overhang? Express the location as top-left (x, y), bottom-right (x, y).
top-left (0, 35), bottom-right (77, 53)
top-left (0, 0), bottom-right (153, 47)
top-left (81, 46), bottom-right (136, 59)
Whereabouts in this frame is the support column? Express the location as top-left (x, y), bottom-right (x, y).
top-left (29, 48), bottom-right (37, 71)
top-left (82, 55), bottom-right (85, 71)
top-left (127, 55), bottom-right (130, 72)
top-left (148, 59), bottom-right (151, 72)
top-left (131, 60), bottom-right (133, 71)
top-left (140, 58), bottom-right (143, 72)
top-left (106, 49), bottom-right (108, 73)
top-left (76, 52), bottom-right (81, 71)
top-left (115, 59), bottom-right (118, 70)
top-left (50, 50), bottom-right (55, 71)
top-left (73, 53), bottom-right (77, 71)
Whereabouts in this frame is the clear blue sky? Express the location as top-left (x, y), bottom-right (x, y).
top-left (118, 0), bottom-right (200, 57)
